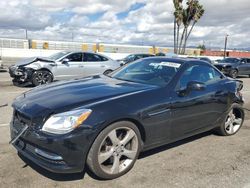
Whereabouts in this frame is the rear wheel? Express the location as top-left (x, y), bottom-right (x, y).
top-left (31, 70), bottom-right (53, 86)
top-left (230, 69), bottom-right (238, 79)
top-left (87, 121), bottom-right (141, 179)
top-left (216, 106), bottom-right (244, 136)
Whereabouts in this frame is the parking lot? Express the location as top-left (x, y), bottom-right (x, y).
top-left (1, 71), bottom-right (250, 188)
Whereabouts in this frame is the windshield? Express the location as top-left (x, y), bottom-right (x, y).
top-left (48, 52), bottom-right (69, 61)
top-left (221, 58), bottom-right (240, 63)
top-left (111, 59), bottom-right (182, 86)
top-left (124, 55), bottom-right (135, 61)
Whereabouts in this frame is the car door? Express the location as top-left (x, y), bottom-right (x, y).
top-left (238, 58), bottom-right (250, 75)
top-left (53, 52), bottom-right (84, 80)
top-left (170, 64), bottom-right (227, 140)
top-left (246, 59), bottom-right (250, 74)
top-left (82, 53), bottom-right (109, 76)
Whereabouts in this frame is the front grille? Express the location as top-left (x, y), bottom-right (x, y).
top-left (14, 110), bottom-right (32, 126)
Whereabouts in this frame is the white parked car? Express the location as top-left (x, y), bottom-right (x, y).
top-left (9, 51), bottom-right (120, 86)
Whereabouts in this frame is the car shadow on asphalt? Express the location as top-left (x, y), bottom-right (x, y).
top-left (18, 153), bottom-right (86, 181)
top-left (17, 131), bottom-right (214, 181)
top-left (138, 131), bottom-right (212, 159)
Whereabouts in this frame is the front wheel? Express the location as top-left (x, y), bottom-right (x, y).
top-left (230, 69), bottom-right (238, 79)
top-left (31, 70), bottom-right (53, 86)
top-left (87, 121), bottom-right (142, 180)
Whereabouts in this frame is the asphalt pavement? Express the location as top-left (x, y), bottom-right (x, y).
top-left (1, 72), bottom-right (250, 188)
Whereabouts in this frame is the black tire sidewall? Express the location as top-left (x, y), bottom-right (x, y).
top-left (103, 70), bottom-right (112, 75)
top-left (32, 70), bottom-right (53, 86)
top-left (217, 103), bottom-right (244, 136)
top-left (87, 121), bottom-right (142, 180)
top-left (230, 69), bottom-right (238, 79)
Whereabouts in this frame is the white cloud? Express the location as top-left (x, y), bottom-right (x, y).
top-left (0, 0), bottom-right (249, 49)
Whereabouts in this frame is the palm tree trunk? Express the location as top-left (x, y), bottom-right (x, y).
top-left (176, 25), bottom-right (180, 54)
top-left (181, 28), bottom-right (188, 54)
top-left (174, 19), bottom-right (177, 54)
top-left (186, 21), bottom-right (196, 41)
top-left (178, 27), bottom-right (186, 54)
top-left (182, 21), bottom-right (196, 54)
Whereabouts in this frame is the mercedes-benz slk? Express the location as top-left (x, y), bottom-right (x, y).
top-left (10, 57), bottom-right (244, 179)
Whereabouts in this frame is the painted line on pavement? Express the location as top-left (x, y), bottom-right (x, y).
top-left (1, 91), bottom-right (25, 94)
top-left (0, 123), bottom-right (9, 127)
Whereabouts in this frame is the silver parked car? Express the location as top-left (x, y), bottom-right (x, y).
top-left (9, 51), bottom-right (120, 86)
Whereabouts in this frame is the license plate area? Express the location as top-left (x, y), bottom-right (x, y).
top-left (10, 116), bottom-right (29, 144)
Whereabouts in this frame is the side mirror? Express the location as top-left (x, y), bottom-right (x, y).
top-left (177, 81), bottom-right (206, 97)
top-left (62, 58), bottom-right (70, 64)
top-left (187, 81), bottom-right (206, 91)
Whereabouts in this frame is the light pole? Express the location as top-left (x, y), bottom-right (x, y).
top-left (25, 29), bottom-right (28, 39)
top-left (224, 34), bottom-right (229, 58)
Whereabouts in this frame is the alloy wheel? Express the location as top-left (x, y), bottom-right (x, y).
top-left (34, 71), bottom-right (52, 85)
top-left (97, 127), bottom-right (139, 175)
top-left (231, 70), bottom-right (238, 79)
top-left (224, 109), bottom-right (243, 134)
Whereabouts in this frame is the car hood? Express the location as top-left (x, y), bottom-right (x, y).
top-left (12, 75), bottom-right (157, 119)
top-left (16, 57), bottom-right (54, 66)
top-left (215, 62), bottom-right (235, 67)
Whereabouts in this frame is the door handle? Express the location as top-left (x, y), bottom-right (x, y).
top-left (101, 65), bottom-right (106, 68)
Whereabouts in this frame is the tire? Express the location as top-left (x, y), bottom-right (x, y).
top-left (248, 75), bottom-right (250, 78)
top-left (215, 104), bottom-right (244, 136)
top-left (87, 121), bottom-right (142, 180)
top-left (31, 70), bottom-right (53, 86)
top-left (103, 69), bottom-right (113, 75)
top-left (230, 69), bottom-right (238, 79)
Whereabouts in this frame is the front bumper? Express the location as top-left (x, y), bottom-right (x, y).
top-left (10, 117), bottom-right (96, 173)
top-left (9, 66), bottom-right (34, 84)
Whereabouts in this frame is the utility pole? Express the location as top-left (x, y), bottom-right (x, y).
top-left (224, 34), bottom-right (229, 58)
top-left (25, 29), bottom-right (28, 39)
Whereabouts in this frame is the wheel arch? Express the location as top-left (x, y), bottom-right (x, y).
top-left (102, 118), bottom-right (146, 145)
top-left (103, 69), bottom-right (113, 75)
top-left (90, 117), bottom-right (147, 151)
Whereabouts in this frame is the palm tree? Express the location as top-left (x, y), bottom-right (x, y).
top-left (173, 0), bottom-right (183, 54)
top-left (179, 0), bottom-right (197, 54)
top-left (182, 1), bottom-right (204, 53)
top-left (172, 0), bottom-right (205, 54)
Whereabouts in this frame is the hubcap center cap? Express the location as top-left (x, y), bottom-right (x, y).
top-left (115, 146), bottom-right (123, 154)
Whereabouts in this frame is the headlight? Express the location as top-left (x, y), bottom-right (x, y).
top-left (42, 109), bottom-right (92, 134)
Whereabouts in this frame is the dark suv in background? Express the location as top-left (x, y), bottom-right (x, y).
top-left (215, 57), bottom-right (250, 78)
top-left (118, 54), bottom-right (154, 65)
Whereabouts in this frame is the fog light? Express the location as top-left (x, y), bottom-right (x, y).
top-left (35, 148), bottom-right (63, 161)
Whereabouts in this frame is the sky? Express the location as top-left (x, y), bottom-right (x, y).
top-left (0, 0), bottom-right (249, 49)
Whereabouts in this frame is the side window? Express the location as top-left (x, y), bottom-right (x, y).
top-left (241, 59), bottom-right (247, 64)
top-left (178, 65), bottom-right (222, 90)
top-left (247, 59), bottom-right (250, 63)
top-left (84, 53), bottom-right (107, 62)
top-left (65, 53), bottom-right (82, 62)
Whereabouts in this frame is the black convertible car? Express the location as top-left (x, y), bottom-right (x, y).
top-left (10, 57), bottom-right (244, 180)
top-left (215, 57), bottom-right (250, 78)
